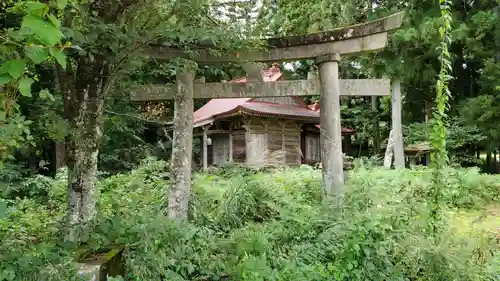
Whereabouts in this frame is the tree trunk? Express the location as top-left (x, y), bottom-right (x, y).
top-left (59, 57), bottom-right (109, 242)
top-left (384, 129), bottom-right (394, 168)
top-left (55, 142), bottom-right (66, 170)
top-left (486, 151), bottom-right (492, 172)
top-left (494, 150), bottom-right (498, 173)
top-left (425, 100), bottom-right (431, 122)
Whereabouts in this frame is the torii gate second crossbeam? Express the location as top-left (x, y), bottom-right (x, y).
top-left (134, 12), bottom-right (406, 217)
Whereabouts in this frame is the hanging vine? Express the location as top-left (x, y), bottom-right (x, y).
top-left (431, 0), bottom-right (453, 168)
top-left (429, 0), bottom-right (453, 234)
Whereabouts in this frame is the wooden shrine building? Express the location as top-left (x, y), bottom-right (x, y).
top-left (193, 64), bottom-right (355, 168)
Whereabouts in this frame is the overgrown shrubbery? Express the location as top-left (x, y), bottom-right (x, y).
top-left (0, 159), bottom-right (499, 280)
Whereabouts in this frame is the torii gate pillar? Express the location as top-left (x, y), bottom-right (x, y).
top-left (168, 68), bottom-right (196, 220)
top-left (316, 54), bottom-right (344, 199)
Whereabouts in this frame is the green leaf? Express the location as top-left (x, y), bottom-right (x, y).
top-left (56, 0), bottom-right (68, 10)
top-left (48, 14), bottom-right (61, 28)
top-left (0, 75), bottom-right (12, 85)
top-left (0, 201), bottom-right (6, 219)
top-left (25, 45), bottom-right (49, 64)
top-left (18, 77), bottom-right (34, 97)
top-left (39, 89), bottom-right (55, 101)
top-left (21, 14), bottom-right (63, 46)
top-left (0, 60), bottom-right (26, 79)
top-left (50, 48), bottom-right (67, 69)
top-left (21, 1), bottom-right (47, 17)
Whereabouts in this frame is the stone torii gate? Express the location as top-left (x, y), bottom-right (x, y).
top-left (133, 12), bottom-right (405, 216)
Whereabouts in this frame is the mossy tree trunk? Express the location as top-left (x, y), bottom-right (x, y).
top-left (54, 0), bottom-right (140, 242)
top-left (58, 56), bottom-right (110, 242)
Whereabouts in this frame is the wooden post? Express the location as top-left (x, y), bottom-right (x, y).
top-left (168, 67), bottom-right (196, 220)
top-left (372, 96), bottom-right (380, 154)
top-left (316, 54), bottom-right (344, 199)
top-left (392, 79), bottom-right (405, 168)
top-left (202, 126), bottom-right (209, 171)
top-left (228, 132), bottom-right (233, 163)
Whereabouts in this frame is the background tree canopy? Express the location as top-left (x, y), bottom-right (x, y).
top-left (2, 0), bottom-right (499, 175)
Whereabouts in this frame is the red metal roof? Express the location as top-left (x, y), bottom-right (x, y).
top-left (212, 101), bottom-right (320, 121)
top-left (193, 98), bottom-right (251, 125)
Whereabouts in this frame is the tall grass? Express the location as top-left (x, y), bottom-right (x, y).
top-left (0, 159), bottom-right (498, 280)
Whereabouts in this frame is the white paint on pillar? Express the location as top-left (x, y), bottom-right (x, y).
top-left (391, 79), bottom-right (405, 168)
top-left (316, 54), bottom-right (344, 200)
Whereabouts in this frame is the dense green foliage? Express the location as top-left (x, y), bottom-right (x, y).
top-left (1, 160), bottom-right (498, 280)
top-left (1, 0), bottom-right (500, 279)
top-left (0, 0), bottom-right (67, 163)
top-left (367, 0), bottom-right (500, 169)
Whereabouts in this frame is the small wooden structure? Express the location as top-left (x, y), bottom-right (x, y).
top-left (192, 65), bottom-right (355, 168)
top-left (405, 142), bottom-right (432, 166)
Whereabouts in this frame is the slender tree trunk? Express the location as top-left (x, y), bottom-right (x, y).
top-left (425, 100), bottom-right (431, 122)
top-left (494, 150), bottom-right (498, 173)
top-left (384, 129), bottom-right (395, 168)
top-left (59, 57), bottom-right (109, 242)
top-left (486, 151), bottom-right (492, 172)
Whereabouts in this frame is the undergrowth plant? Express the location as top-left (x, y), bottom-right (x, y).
top-left (0, 159), bottom-right (498, 281)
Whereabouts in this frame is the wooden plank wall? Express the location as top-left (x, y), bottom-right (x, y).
top-left (212, 134), bottom-right (230, 165)
top-left (232, 131), bottom-right (246, 163)
top-left (245, 118), bottom-right (302, 166)
top-left (305, 134), bottom-right (321, 162)
top-left (284, 127), bottom-right (302, 163)
top-left (246, 132), bottom-right (269, 165)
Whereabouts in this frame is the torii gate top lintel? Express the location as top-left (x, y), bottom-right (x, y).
top-left (142, 12), bottom-right (405, 63)
top-left (266, 11), bottom-right (404, 49)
